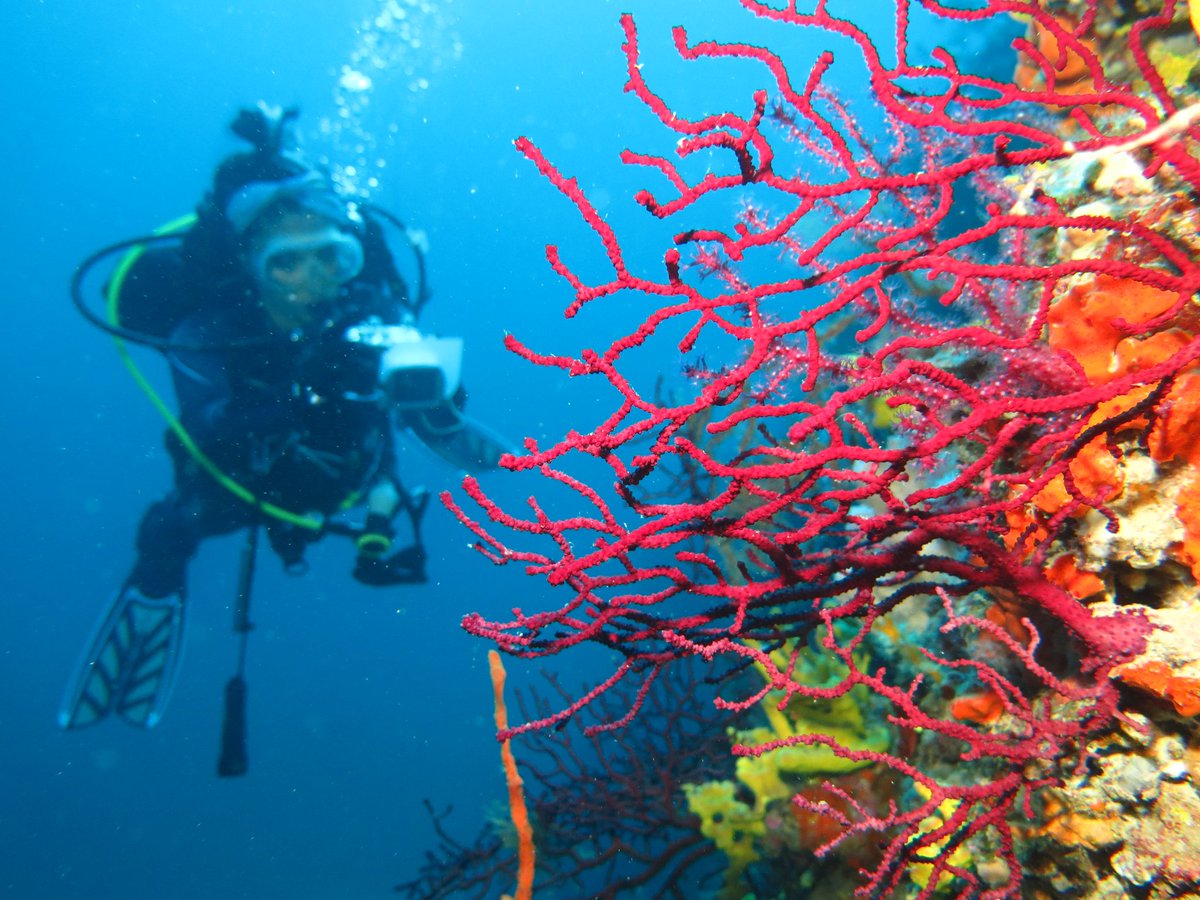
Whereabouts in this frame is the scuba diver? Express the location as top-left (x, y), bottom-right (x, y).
top-left (59, 103), bottom-right (510, 745)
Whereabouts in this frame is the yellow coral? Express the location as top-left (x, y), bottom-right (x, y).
top-left (1148, 37), bottom-right (1200, 90)
top-left (682, 780), bottom-right (764, 898)
top-left (908, 782), bottom-right (974, 892)
top-left (746, 639), bottom-right (892, 780)
top-left (733, 742), bottom-right (792, 808)
top-left (681, 636), bottom-right (894, 895)
top-left (870, 393), bottom-right (913, 430)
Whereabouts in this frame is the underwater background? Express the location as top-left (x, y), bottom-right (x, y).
top-left (1, 2), bottom-right (792, 896)
top-left (0, 1), bottom-right (1121, 898)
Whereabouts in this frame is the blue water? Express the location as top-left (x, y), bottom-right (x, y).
top-left (2, 2), bottom-right (1020, 897)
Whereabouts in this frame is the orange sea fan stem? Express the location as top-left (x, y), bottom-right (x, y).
top-left (489, 650), bottom-right (536, 900)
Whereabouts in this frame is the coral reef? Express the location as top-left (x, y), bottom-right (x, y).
top-left (436, 0), bottom-right (1200, 896)
top-left (1022, 713), bottom-right (1200, 898)
top-left (994, 2), bottom-right (1200, 895)
top-left (682, 635), bottom-right (894, 898)
top-left (397, 659), bottom-right (745, 898)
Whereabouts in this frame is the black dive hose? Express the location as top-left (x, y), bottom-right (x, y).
top-left (217, 525), bottom-right (259, 778)
top-left (361, 203), bottom-right (432, 318)
top-left (70, 233), bottom-right (282, 352)
top-left (71, 234), bottom-right (185, 349)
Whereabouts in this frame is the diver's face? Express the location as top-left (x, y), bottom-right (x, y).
top-left (249, 211), bottom-right (354, 331)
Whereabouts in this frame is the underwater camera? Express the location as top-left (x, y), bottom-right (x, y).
top-left (343, 322), bottom-right (463, 411)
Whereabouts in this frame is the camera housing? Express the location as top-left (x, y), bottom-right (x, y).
top-left (344, 322), bottom-right (463, 410)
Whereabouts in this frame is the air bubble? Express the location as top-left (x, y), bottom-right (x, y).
top-left (339, 68), bottom-right (373, 92)
top-left (323, 0), bottom-right (462, 198)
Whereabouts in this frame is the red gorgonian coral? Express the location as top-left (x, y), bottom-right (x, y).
top-left (445, 1), bottom-right (1200, 895)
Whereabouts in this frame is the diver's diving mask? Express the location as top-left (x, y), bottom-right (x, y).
top-left (251, 226), bottom-right (365, 292)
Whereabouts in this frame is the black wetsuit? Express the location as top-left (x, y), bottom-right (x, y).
top-left (126, 257), bottom-right (405, 598)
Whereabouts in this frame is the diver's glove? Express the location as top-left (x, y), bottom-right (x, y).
top-left (352, 544), bottom-right (427, 586)
top-left (354, 511), bottom-right (395, 559)
top-left (352, 502), bottom-right (429, 586)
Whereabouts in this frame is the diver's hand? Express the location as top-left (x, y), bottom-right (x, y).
top-left (352, 545), bottom-right (427, 586)
top-left (295, 336), bottom-right (383, 401)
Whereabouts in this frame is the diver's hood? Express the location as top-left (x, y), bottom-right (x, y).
top-left (224, 170), bottom-right (357, 237)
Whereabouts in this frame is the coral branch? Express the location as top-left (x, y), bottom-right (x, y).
top-left (488, 651), bottom-right (535, 900)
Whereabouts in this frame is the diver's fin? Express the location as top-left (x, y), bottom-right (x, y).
top-left (58, 583), bottom-right (187, 730)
